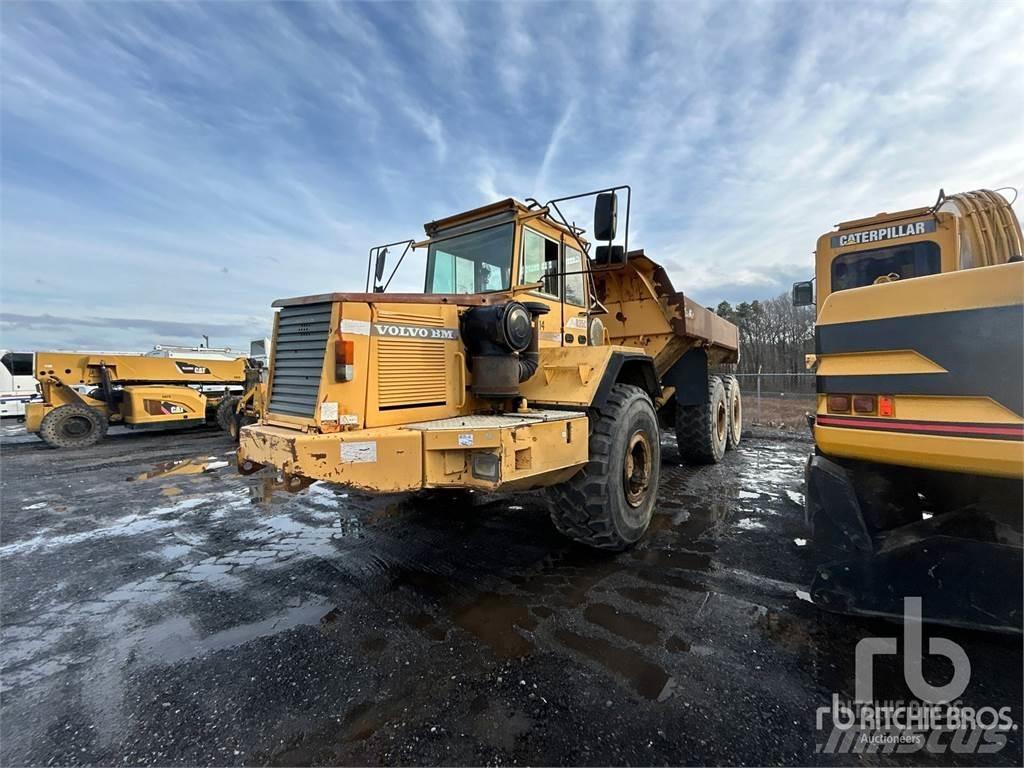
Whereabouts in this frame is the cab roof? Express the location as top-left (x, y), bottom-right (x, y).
top-left (836, 205), bottom-right (934, 230)
top-left (423, 197), bottom-right (580, 240)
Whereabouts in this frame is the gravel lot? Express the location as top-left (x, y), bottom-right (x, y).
top-left (1, 421), bottom-right (1020, 766)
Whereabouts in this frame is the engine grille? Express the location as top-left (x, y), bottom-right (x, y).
top-left (268, 303), bottom-right (332, 418)
top-left (377, 338), bottom-right (448, 409)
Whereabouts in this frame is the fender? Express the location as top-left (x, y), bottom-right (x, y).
top-left (591, 351), bottom-right (661, 410)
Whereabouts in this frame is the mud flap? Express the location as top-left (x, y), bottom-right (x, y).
top-left (810, 537), bottom-right (1023, 635)
top-left (804, 454), bottom-right (872, 552)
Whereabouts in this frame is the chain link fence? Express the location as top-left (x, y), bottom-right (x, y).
top-left (731, 372), bottom-right (815, 429)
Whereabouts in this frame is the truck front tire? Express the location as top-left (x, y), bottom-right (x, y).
top-left (39, 404), bottom-right (108, 449)
top-left (546, 384), bottom-right (660, 551)
top-left (676, 376), bottom-right (728, 464)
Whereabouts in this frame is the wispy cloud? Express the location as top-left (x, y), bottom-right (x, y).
top-left (1, 0), bottom-right (1021, 352)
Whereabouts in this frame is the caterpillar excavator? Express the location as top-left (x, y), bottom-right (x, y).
top-left (792, 188), bottom-right (1024, 633)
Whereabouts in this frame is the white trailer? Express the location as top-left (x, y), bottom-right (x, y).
top-left (0, 351), bottom-right (41, 418)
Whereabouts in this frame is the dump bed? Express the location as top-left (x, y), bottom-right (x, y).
top-left (592, 250), bottom-right (739, 375)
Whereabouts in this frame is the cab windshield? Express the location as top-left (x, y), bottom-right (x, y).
top-left (425, 224), bottom-right (514, 294)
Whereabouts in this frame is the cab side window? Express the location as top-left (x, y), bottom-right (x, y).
top-left (522, 229), bottom-right (560, 297)
top-left (563, 245), bottom-right (586, 306)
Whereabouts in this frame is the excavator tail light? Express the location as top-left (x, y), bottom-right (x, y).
top-left (827, 394), bottom-right (850, 413)
top-left (878, 395), bottom-right (895, 417)
top-left (853, 395), bottom-right (876, 414)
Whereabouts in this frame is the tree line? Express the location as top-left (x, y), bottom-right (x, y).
top-left (715, 293), bottom-right (815, 375)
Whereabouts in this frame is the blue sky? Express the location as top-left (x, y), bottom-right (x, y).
top-left (2, 0), bottom-right (1022, 353)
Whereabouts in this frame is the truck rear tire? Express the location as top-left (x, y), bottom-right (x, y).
top-left (723, 375), bottom-right (742, 450)
top-left (546, 384), bottom-right (660, 551)
top-left (676, 376), bottom-right (728, 464)
top-left (39, 404), bottom-right (108, 449)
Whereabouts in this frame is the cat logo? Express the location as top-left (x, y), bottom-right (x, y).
top-left (175, 362), bottom-right (209, 375)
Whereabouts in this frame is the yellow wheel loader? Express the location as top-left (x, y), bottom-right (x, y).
top-left (26, 352), bottom-right (251, 449)
top-left (237, 187), bottom-right (742, 550)
top-left (792, 188), bottom-right (1024, 633)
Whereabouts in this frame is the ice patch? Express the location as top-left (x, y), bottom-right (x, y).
top-left (793, 538), bottom-right (807, 547)
top-left (735, 517), bottom-right (766, 531)
top-left (785, 489), bottom-right (805, 507)
top-left (795, 590), bottom-right (812, 603)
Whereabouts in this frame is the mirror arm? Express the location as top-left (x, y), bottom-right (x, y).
top-left (382, 240), bottom-right (416, 292)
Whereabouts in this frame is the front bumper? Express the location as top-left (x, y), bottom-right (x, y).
top-left (237, 410), bottom-right (589, 493)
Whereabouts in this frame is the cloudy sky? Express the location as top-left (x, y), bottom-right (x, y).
top-left (2, 0), bottom-right (1022, 353)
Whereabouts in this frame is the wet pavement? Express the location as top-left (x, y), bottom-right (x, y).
top-left (1, 422), bottom-right (1020, 766)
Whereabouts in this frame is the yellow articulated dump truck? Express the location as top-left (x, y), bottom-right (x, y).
top-left (793, 188), bottom-right (1024, 632)
top-left (27, 351), bottom-right (250, 449)
top-left (238, 187), bottom-right (741, 550)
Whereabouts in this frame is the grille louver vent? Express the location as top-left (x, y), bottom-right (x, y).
top-left (268, 303), bottom-right (331, 418)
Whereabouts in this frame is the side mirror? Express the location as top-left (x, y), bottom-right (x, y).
top-left (792, 280), bottom-right (814, 307)
top-left (374, 249), bottom-right (388, 284)
top-left (594, 193), bottom-right (618, 242)
top-left (594, 245), bottom-right (625, 266)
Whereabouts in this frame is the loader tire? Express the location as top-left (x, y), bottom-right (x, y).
top-left (39, 404), bottom-right (108, 449)
top-left (546, 384), bottom-right (660, 551)
top-left (723, 375), bottom-right (742, 450)
top-left (216, 396), bottom-right (241, 434)
top-left (675, 376), bottom-right (728, 464)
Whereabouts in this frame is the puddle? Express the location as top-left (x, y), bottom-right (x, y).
top-left (132, 457), bottom-right (229, 481)
top-left (452, 592), bottom-right (537, 658)
top-left (584, 602), bottom-right (661, 646)
top-left (136, 599), bottom-right (333, 664)
top-left (554, 627), bottom-right (671, 700)
top-left (248, 473), bottom-right (318, 504)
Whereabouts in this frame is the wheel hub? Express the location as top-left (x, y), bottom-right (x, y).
top-left (624, 430), bottom-right (653, 507)
top-left (62, 416), bottom-right (92, 438)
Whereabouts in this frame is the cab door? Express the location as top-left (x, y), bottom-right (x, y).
top-left (519, 226), bottom-right (590, 348)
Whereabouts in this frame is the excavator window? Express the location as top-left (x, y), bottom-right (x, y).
top-left (831, 241), bottom-right (940, 292)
